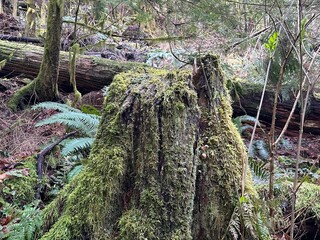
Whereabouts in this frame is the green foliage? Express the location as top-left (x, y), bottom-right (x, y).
top-left (60, 137), bottom-right (94, 157)
top-left (32, 102), bottom-right (101, 157)
top-left (264, 31), bottom-right (279, 55)
top-left (0, 158), bottom-right (38, 206)
top-left (228, 195), bottom-right (270, 240)
top-left (67, 165), bottom-right (83, 182)
top-left (0, 59), bottom-right (6, 70)
top-left (300, 16), bottom-right (308, 42)
top-left (47, 156), bottom-right (83, 198)
top-left (80, 104), bottom-right (101, 116)
top-left (252, 140), bottom-right (270, 161)
top-left (33, 102), bottom-right (100, 138)
top-left (4, 204), bottom-right (43, 240)
top-left (249, 158), bottom-right (269, 180)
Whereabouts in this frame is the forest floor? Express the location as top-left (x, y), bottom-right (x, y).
top-left (1, 76), bottom-right (319, 183)
top-left (1, 12), bottom-right (320, 239)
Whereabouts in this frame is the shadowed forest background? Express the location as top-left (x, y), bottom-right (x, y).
top-left (0, 0), bottom-right (320, 239)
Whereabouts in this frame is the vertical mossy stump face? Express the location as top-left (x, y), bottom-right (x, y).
top-left (40, 55), bottom-right (254, 240)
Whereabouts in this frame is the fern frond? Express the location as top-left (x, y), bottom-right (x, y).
top-left (61, 138), bottom-right (94, 156)
top-left (35, 112), bottom-right (99, 136)
top-left (228, 207), bottom-right (240, 240)
top-left (5, 204), bottom-right (42, 240)
top-left (32, 101), bottom-right (81, 113)
top-left (249, 158), bottom-right (269, 179)
top-left (67, 165), bottom-right (83, 182)
top-left (239, 125), bottom-right (254, 134)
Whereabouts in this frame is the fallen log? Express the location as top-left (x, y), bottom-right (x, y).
top-left (231, 83), bottom-right (320, 135)
top-left (1, 40), bottom-right (320, 135)
top-left (0, 34), bottom-right (43, 44)
top-left (0, 40), bottom-right (147, 93)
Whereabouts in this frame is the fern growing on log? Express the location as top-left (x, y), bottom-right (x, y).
top-left (32, 102), bottom-right (100, 157)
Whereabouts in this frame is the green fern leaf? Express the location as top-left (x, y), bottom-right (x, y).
top-left (32, 101), bottom-right (81, 113)
top-left (61, 138), bottom-right (94, 156)
top-left (249, 158), bottom-right (269, 179)
top-left (67, 165), bottom-right (83, 182)
top-left (5, 204), bottom-right (42, 240)
top-left (35, 112), bottom-right (99, 136)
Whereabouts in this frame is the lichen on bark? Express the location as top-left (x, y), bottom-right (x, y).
top-left (39, 55), bottom-right (267, 240)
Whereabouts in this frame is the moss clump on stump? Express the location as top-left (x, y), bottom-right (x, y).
top-left (40, 55), bottom-right (266, 239)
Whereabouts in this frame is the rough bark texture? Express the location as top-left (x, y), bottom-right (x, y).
top-left (231, 82), bottom-right (320, 135)
top-left (39, 55), bottom-right (265, 240)
top-left (7, 0), bottom-right (64, 110)
top-left (0, 40), bottom-right (147, 93)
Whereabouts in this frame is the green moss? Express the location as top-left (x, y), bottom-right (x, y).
top-left (39, 55), bottom-right (263, 239)
top-left (0, 157), bottom-right (38, 206)
top-left (296, 182), bottom-right (320, 218)
top-left (7, 81), bottom-right (35, 111)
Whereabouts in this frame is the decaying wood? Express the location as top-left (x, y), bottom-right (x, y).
top-left (231, 85), bottom-right (320, 135)
top-left (0, 40), bottom-right (147, 93)
top-left (40, 55), bottom-right (262, 239)
top-left (0, 34), bottom-right (43, 43)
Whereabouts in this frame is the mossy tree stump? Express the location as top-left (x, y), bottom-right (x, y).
top-left (40, 55), bottom-right (263, 240)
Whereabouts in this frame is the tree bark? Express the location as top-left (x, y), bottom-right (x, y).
top-left (39, 55), bottom-right (266, 240)
top-left (0, 40), bottom-right (147, 93)
top-left (231, 83), bottom-right (320, 135)
top-left (7, 0), bottom-right (64, 110)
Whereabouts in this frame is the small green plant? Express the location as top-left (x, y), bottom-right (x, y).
top-left (4, 203), bottom-right (43, 240)
top-left (264, 31), bottom-right (279, 55)
top-left (32, 102), bottom-right (101, 157)
top-left (228, 195), bottom-right (270, 240)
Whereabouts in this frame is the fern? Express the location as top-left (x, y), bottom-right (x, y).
top-left (60, 137), bottom-right (94, 156)
top-left (32, 101), bottom-right (81, 113)
top-left (4, 204), bottom-right (42, 240)
top-left (249, 157), bottom-right (269, 180)
top-left (33, 102), bottom-right (100, 137)
top-left (33, 102), bottom-right (100, 156)
top-left (227, 195), bottom-right (271, 240)
top-left (67, 165), bottom-right (83, 182)
top-left (35, 112), bottom-right (99, 137)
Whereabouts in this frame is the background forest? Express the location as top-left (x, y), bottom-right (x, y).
top-left (0, 0), bottom-right (320, 239)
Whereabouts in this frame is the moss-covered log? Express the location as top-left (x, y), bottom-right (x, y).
top-left (39, 55), bottom-right (268, 240)
top-left (0, 40), bottom-right (147, 93)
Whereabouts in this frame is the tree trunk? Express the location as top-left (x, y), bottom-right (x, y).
top-left (25, 0), bottom-right (36, 36)
top-left (0, 0), bottom-right (3, 14)
top-left (0, 40), bottom-right (147, 93)
top-left (39, 55), bottom-right (266, 240)
top-left (7, 0), bottom-right (64, 110)
top-left (12, 0), bottom-right (18, 17)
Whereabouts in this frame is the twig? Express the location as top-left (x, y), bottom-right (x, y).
top-left (35, 131), bottom-right (77, 200)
